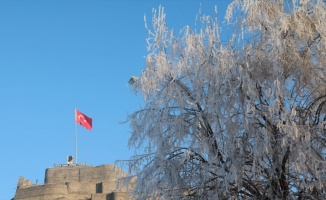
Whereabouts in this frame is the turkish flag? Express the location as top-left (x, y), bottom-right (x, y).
top-left (75, 109), bottom-right (92, 130)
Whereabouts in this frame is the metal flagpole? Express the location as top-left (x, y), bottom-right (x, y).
top-left (74, 108), bottom-right (78, 164)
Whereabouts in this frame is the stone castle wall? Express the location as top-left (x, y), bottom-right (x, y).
top-left (14, 164), bottom-right (135, 200)
top-left (14, 184), bottom-right (69, 200)
top-left (45, 165), bottom-right (125, 184)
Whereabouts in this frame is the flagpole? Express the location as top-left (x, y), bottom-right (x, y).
top-left (74, 108), bottom-right (78, 164)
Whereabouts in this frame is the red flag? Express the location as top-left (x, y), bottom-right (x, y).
top-left (75, 109), bottom-right (92, 130)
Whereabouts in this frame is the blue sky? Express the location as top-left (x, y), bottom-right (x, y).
top-left (0, 1), bottom-right (231, 199)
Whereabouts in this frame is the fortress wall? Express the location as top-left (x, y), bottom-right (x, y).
top-left (14, 194), bottom-right (67, 200)
top-left (45, 165), bottom-right (127, 184)
top-left (102, 179), bottom-right (136, 194)
top-left (45, 167), bottom-right (79, 184)
top-left (66, 181), bottom-right (96, 194)
top-left (102, 181), bottom-right (119, 193)
top-left (91, 193), bottom-right (109, 200)
top-left (78, 166), bottom-right (103, 182)
top-left (91, 192), bottom-right (130, 200)
top-left (107, 192), bottom-right (129, 200)
top-left (79, 165), bottom-right (126, 182)
top-left (15, 184), bottom-right (68, 200)
top-left (15, 165), bottom-right (134, 200)
top-left (102, 181), bottom-right (133, 193)
top-left (65, 193), bottom-right (92, 200)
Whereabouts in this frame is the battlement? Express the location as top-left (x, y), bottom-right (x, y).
top-left (14, 164), bottom-right (135, 200)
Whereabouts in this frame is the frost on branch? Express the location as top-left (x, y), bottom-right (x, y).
top-left (125, 1), bottom-right (326, 199)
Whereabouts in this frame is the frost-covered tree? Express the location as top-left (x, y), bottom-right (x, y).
top-left (125, 0), bottom-right (326, 199)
